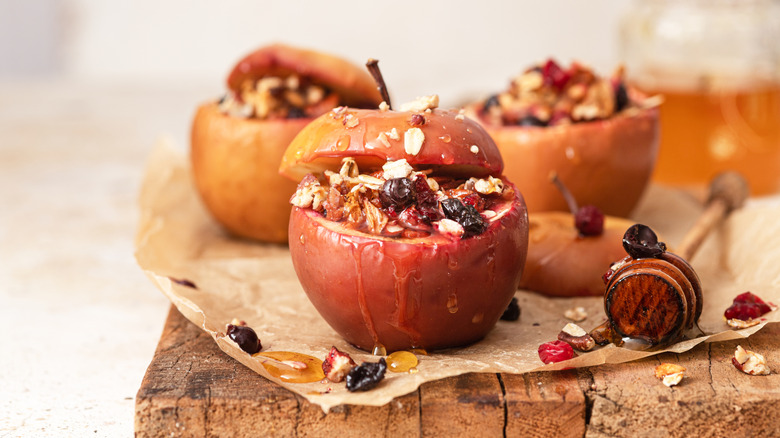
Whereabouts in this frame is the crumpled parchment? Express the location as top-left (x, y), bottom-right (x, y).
top-left (135, 140), bottom-right (780, 412)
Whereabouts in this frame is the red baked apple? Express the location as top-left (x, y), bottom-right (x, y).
top-left (464, 59), bottom-right (659, 217)
top-left (280, 98), bottom-right (529, 352)
top-left (191, 44), bottom-right (382, 243)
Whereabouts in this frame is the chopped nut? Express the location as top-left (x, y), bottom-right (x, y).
top-left (470, 145), bottom-right (479, 154)
top-left (727, 318), bottom-right (761, 329)
top-left (290, 175), bottom-right (327, 210)
top-left (655, 363), bottom-right (686, 380)
top-left (732, 345), bottom-right (771, 375)
top-left (557, 323), bottom-right (595, 351)
top-left (400, 95), bottom-right (439, 112)
top-left (472, 176), bottom-right (504, 195)
top-left (363, 199), bottom-right (388, 234)
top-left (338, 157), bottom-right (359, 178)
top-left (564, 306), bottom-right (588, 322)
top-left (376, 132), bottom-right (392, 148)
top-left (382, 159), bottom-right (413, 180)
top-left (379, 101), bottom-right (390, 112)
top-left (517, 70), bottom-right (544, 92)
top-left (387, 128), bottom-right (400, 141)
top-left (455, 109), bottom-right (466, 121)
top-left (343, 114), bottom-right (359, 129)
top-left (357, 174), bottom-right (384, 189)
top-left (436, 218), bottom-right (465, 237)
top-left (404, 127), bottom-right (425, 156)
top-left (322, 346), bottom-right (357, 383)
top-left (662, 373), bottom-right (684, 387)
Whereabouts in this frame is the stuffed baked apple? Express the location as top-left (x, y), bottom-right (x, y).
top-left (280, 96), bottom-right (529, 352)
top-left (465, 59), bottom-right (659, 217)
top-left (191, 44), bottom-right (382, 242)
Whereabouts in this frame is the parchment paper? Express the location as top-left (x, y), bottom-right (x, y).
top-left (135, 140), bottom-right (780, 412)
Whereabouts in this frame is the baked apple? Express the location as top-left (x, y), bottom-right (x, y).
top-left (464, 59), bottom-right (659, 217)
top-left (280, 97), bottom-right (529, 352)
top-left (191, 44), bottom-right (382, 242)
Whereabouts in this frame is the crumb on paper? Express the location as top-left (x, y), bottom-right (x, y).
top-left (655, 363), bottom-right (686, 387)
top-left (564, 307), bottom-right (588, 322)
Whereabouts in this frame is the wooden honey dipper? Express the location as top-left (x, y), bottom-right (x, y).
top-left (592, 172), bottom-right (749, 349)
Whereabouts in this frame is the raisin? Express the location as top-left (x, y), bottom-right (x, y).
top-left (287, 106), bottom-right (306, 119)
top-left (614, 82), bottom-right (629, 112)
top-left (517, 115), bottom-right (547, 127)
top-left (346, 358), bottom-right (387, 392)
top-left (483, 94), bottom-right (500, 113)
top-left (622, 224), bottom-right (666, 259)
top-left (440, 198), bottom-right (486, 237)
top-left (380, 178), bottom-right (416, 210)
top-left (500, 297), bottom-right (521, 321)
top-left (226, 324), bottom-right (262, 354)
top-left (575, 205), bottom-right (604, 236)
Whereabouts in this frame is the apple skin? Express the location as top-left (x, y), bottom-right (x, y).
top-left (518, 212), bottom-right (635, 297)
top-left (288, 185), bottom-right (529, 352)
top-left (279, 108), bottom-right (504, 182)
top-left (466, 91), bottom-right (659, 217)
top-left (191, 103), bottom-right (307, 243)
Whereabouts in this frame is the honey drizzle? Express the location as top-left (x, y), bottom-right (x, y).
top-left (352, 241), bottom-right (382, 347)
top-left (254, 351), bottom-right (325, 383)
top-left (387, 245), bottom-right (423, 347)
top-left (386, 351), bottom-right (419, 373)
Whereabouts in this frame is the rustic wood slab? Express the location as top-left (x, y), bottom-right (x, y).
top-left (136, 306), bottom-right (780, 437)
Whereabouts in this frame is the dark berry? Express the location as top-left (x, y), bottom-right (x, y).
top-left (575, 205), bottom-right (604, 236)
top-left (724, 292), bottom-right (772, 320)
top-left (413, 176), bottom-right (437, 209)
top-left (440, 198), bottom-right (487, 237)
top-left (517, 115), bottom-right (547, 127)
top-left (500, 297), bottom-right (521, 321)
top-left (379, 178), bottom-right (416, 210)
top-left (538, 340), bottom-right (575, 364)
top-left (346, 358), bottom-right (387, 392)
top-left (482, 94), bottom-right (500, 113)
top-left (226, 324), bottom-right (262, 354)
top-left (622, 224), bottom-right (666, 259)
top-left (287, 106), bottom-right (306, 119)
top-left (409, 114), bottom-right (425, 126)
top-left (614, 82), bottom-right (629, 112)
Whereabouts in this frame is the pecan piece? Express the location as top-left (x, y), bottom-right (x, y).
top-left (557, 323), bottom-right (595, 351)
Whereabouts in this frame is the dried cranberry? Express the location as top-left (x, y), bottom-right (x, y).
top-left (461, 193), bottom-right (486, 212)
top-left (380, 178), bottom-right (416, 210)
top-left (398, 207), bottom-right (433, 231)
top-left (614, 82), bottom-right (629, 112)
top-left (440, 198), bottom-right (486, 237)
top-left (226, 324), bottom-right (262, 354)
top-left (622, 224), bottom-right (666, 259)
top-left (346, 358), bottom-right (387, 392)
top-left (538, 340), bottom-right (575, 364)
top-left (500, 297), bottom-right (521, 321)
top-left (575, 205), bottom-right (604, 236)
top-left (413, 175), bottom-right (438, 209)
top-left (483, 94), bottom-right (500, 113)
top-left (322, 346), bottom-right (357, 383)
top-left (724, 292), bottom-right (772, 320)
top-left (542, 59), bottom-right (571, 91)
top-left (517, 115), bottom-right (547, 127)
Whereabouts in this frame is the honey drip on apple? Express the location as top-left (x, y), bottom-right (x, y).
top-left (387, 244), bottom-right (423, 348)
top-left (447, 293), bottom-right (459, 314)
top-left (352, 241), bottom-right (382, 348)
top-left (254, 351), bottom-right (325, 383)
top-left (386, 351), bottom-right (418, 373)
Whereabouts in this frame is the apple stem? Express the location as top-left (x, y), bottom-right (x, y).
top-left (366, 58), bottom-right (392, 110)
top-left (549, 171), bottom-right (579, 215)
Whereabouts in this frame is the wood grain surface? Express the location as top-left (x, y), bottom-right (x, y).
top-left (135, 306), bottom-right (780, 437)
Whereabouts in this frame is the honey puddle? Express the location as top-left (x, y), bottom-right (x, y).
top-left (254, 351), bottom-right (325, 383)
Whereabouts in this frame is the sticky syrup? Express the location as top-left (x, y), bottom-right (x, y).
top-left (372, 344), bottom-right (387, 356)
top-left (336, 135), bottom-right (351, 151)
top-left (254, 351), bottom-right (325, 383)
top-left (447, 293), bottom-right (459, 314)
top-left (386, 351), bottom-right (418, 373)
top-left (439, 134), bottom-right (452, 143)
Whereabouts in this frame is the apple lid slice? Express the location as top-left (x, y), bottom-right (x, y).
top-left (226, 43), bottom-right (382, 109)
top-left (279, 106), bottom-right (504, 181)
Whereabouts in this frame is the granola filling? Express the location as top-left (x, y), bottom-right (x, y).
top-left (479, 59), bottom-right (633, 127)
top-left (290, 158), bottom-right (514, 239)
top-left (218, 75), bottom-right (339, 120)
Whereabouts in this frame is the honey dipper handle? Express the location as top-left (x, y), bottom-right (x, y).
top-left (675, 172), bottom-right (749, 260)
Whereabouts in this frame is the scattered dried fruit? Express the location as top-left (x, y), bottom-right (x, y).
top-left (226, 323), bottom-right (262, 354)
top-left (346, 358), bottom-right (388, 391)
top-left (564, 306), bottom-right (588, 322)
top-left (538, 340), bottom-right (576, 364)
top-left (732, 345), bottom-right (770, 375)
top-left (500, 297), bottom-right (521, 321)
top-left (724, 292), bottom-right (772, 321)
top-left (622, 224), bottom-right (666, 259)
top-left (655, 363), bottom-right (686, 387)
top-left (557, 323), bottom-right (596, 351)
top-left (321, 346), bottom-right (357, 383)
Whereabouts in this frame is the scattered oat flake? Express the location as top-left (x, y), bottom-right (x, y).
top-left (387, 128), bottom-right (400, 140)
top-left (727, 318), bottom-right (761, 329)
top-left (376, 132), bottom-right (392, 148)
top-left (400, 95), bottom-right (439, 112)
top-left (379, 101), bottom-right (390, 111)
top-left (564, 307), bottom-right (588, 322)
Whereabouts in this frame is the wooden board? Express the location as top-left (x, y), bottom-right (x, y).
top-left (136, 306), bottom-right (780, 437)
